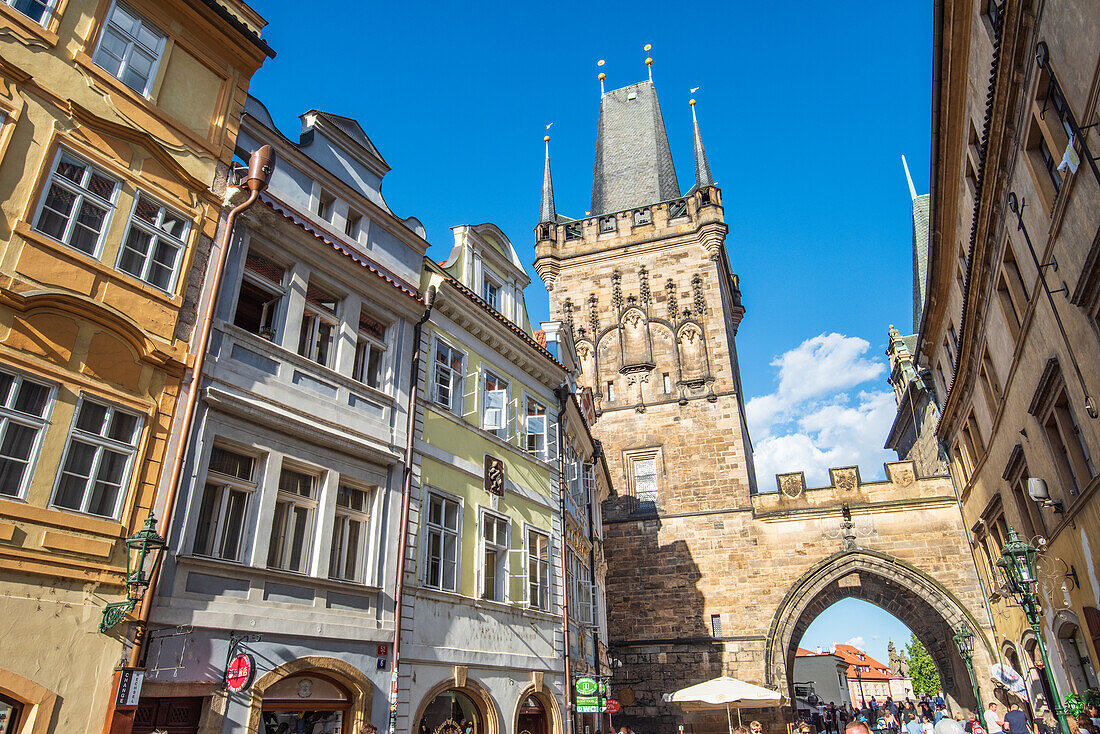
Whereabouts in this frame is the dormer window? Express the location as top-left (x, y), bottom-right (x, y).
top-left (345, 209), bottom-right (362, 240)
top-left (482, 271), bottom-right (503, 313)
top-left (298, 282), bottom-right (340, 367)
top-left (316, 189), bottom-right (335, 223)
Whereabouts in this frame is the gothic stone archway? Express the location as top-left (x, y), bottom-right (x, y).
top-left (765, 549), bottom-right (993, 712)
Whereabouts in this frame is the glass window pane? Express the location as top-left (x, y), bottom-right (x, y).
top-left (107, 411), bottom-right (138, 443)
top-left (12, 0), bottom-right (50, 24)
top-left (220, 489), bottom-right (247, 560)
top-left (193, 483), bottom-right (220, 555)
top-left (14, 381), bottom-right (50, 417)
top-left (344, 519), bottom-right (360, 580)
top-left (0, 373), bottom-right (14, 406)
top-left (86, 172), bottom-right (117, 200)
top-left (56, 159), bottom-right (85, 184)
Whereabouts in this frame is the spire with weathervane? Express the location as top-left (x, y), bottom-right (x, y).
top-left (690, 98), bottom-right (712, 190)
top-left (539, 134), bottom-right (557, 224)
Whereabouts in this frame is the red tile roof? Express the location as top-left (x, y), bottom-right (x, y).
top-left (832, 644), bottom-right (892, 681)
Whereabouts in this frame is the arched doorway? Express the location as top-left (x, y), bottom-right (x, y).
top-left (262, 673), bottom-right (351, 733)
top-left (517, 696), bottom-right (548, 734)
top-left (417, 688), bottom-right (488, 734)
top-left (1021, 633), bottom-right (1055, 714)
top-left (766, 550), bottom-right (991, 712)
top-left (1054, 614), bottom-right (1098, 695)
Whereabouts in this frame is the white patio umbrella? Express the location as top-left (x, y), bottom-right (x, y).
top-left (668, 676), bottom-right (784, 734)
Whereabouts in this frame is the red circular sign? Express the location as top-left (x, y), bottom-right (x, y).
top-left (225, 653), bottom-right (253, 693)
top-left (606, 700), bottom-right (621, 714)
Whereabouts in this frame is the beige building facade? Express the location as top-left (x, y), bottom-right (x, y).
top-left (0, 0), bottom-right (270, 731)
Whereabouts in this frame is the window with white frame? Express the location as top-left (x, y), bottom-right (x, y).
top-left (117, 193), bottom-right (190, 291)
top-left (567, 548), bottom-right (592, 625)
top-left (35, 151), bottom-right (120, 256)
top-left (92, 2), bottom-right (166, 96)
top-left (432, 341), bottom-right (465, 413)
top-left (5, 0), bottom-right (53, 24)
top-left (316, 189), bottom-right (335, 223)
top-left (527, 527), bottom-right (550, 611)
top-left (233, 250), bottom-right (285, 338)
top-left (424, 492), bottom-right (459, 591)
top-left (53, 398), bottom-right (142, 518)
top-left (193, 445), bottom-right (256, 562)
top-left (482, 270), bottom-right (502, 312)
top-left (582, 461), bottom-right (595, 505)
top-left (0, 368), bottom-right (53, 499)
top-left (525, 398), bottom-right (547, 458)
top-left (482, 371), bottom-right (509, 437)
top-left (297, 282), bottom-right (340, 367)
top-left (480, 511), bottom-right (509, 602)
top-left (629, 451), bottom-right (660, 510)
top-left (267, 466), bottom-right (318, 573)
top-left (352, 308), bottom-right (386, 389)
top-left (330, 483), bottom-right (373, 583)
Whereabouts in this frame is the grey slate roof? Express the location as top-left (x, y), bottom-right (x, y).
top-left (590, 81), bottom-right (680, 215)
top-left (539, 148), bottom-right (556, 223)
top-left (692, 116), bottom-right (712, 189)
top-left (911, 193), bottom-right (931, 332)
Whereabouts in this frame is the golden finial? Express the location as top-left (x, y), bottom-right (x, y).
top-left (644, 45), bottom-right (653, 81)
top-left (544, 135), bottom-right (550, 142)
top-left (689, 99), bottom-right (696, 106)
top-left (597, 59), bottom-right (606, 96)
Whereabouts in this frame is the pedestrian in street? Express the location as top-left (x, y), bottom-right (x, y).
top-left (360, 726), bottom-right (378, 734)
top-left (1077, 715), bottom-right (1098, 734)
top-left (847, 721), bottom-right (872, 734)
top-left (965, 713), bottom-right (986, 734)
top-left (933, 710), bottom-right (961, 734)
top-left (1088, 705), bottom-right (1100, 729)
top-left (984, 703), bottom-right (1005, 734)
top-left (1003, 703), bottom-right (1032, 734)
top-left (922, 716), bottom-right (935, 734)
top-left (750, 719), bottom-right (764, 734)
top-left (905, 713), bottom-right (923, 734)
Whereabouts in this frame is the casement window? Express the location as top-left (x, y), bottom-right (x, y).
top-left (117, 193), bottom-right (190, 292)
top-left (193, 445), bottom-right (256, 561)
top-left (567, 549), bottom-right (592, 625)
top-left (1004, 448), bottom-right (1046, 542)
top-left (1026, 72), bottom-right (1073, 210)
top-left (52, 398), bottom-right (142, 518)
top-left (297, 282), bottom-right (340, 368)
top-left (267, 466), bottom-right (318, 573)
top-left (1031, 360), bottom-right (1095, 497)
top-left (330, 483), bottom-right (373, 583)
top-left (582, 461), bottom-right (596, 505)
top-left (0, 369), bottom-right (53, 499)
top-left (979, 503), bottom-right (1010, 581)
top-left (352, 309), bottom-right (386, 389)
top-left (526, 528), bottom-right (550, 611)
top-left (482, 371), bottom-right (509, 437)
top-left (479, 511), bottom-right (509, 602)
top-left (233, 250), bottom-right (285, 338)
top-left (525, 398), bottom-right (547, 457)
top-left (5, 0), bottom-right (53, 24)
top-left (92, 2), bottom-right (166, 96)
top-left (424, 492), bottom-right (459, 591)
top-left (345, 209), bottom-right (362, 240)
top-left (316, 190), bottom-right (335, 223)
top-left (997, 244), bottom-right (1030, 340)
top-left (980, 351), bottom-right (1002, 414)
top-left (482, 271), bottom-right (502, 312)
top-left (35, 151), bottom-right (120, 256)
top-left (432, 341), bottom-right (464, 413)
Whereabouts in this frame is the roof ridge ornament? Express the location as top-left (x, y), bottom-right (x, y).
top-left (597, 59), bottom-right (606, 97)
top-left (644, 44), bottom-right (653, 82)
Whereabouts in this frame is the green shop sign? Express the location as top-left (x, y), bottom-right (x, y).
top-left (574, 678), bottom-right (598, 696)
top-left (575, 695), bottom-right (605, 714)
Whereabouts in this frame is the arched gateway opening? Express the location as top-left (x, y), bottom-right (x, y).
top-left (766, 550), bottom-right (992, 712)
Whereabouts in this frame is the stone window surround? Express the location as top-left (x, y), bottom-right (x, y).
top-left (1028, 357), bottom-right (1096, 499)
top-left (622, 445), bottom-right (663, 504)
top-left (420, 485), bottom-right (463, 593)
top-left (476, 505), bottom-right (511, 603)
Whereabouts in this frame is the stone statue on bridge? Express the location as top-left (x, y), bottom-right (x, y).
top-left (889, 641), bottom-right (910, 678)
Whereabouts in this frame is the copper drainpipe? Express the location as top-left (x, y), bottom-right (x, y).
top-left (558, 387), bottom-right (575, 734)
top-left (388, 284), bottom-right (435, 734)
top-left (125, 145), bottom-right (275, 669)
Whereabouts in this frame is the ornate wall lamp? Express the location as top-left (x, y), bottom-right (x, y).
top-left (100, 513), bottom-right (167, 633)
top-left (952, 625), bottom-right (983, 715)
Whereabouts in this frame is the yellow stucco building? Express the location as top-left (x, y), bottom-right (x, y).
top-left (0, 0), bottom-right (271, 730)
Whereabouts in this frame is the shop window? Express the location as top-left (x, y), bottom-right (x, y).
top-left (352, 309), bottom-right (386, 389)
top-left (92, 2), bottom-right (166, 96)
top-left (1030, 360), bottom-right (1095, 496)
top-left (432, 340), bottom-right (465, 413)
top-left (267, 466), bottom-right (318, 573)
top-left (479, 510), bottom-right (509, 602)
top-left (418, 690), bottom-right (483, 734)
top-left (425, 492), bottom-right (459, 592)
top-left (481, 370), bottom-right (509, 438)
top-left (193, 444), bottom-right (257, 562)
top-left (262, 674), bottom-right (349, 732)
top-left (117, 192), bottom-right (190, 292)
top-left (997, 243), bottom-right (1030, 341)
top-left (0, 368), bottom-right (53, 499)
top-left (4, 0), bottom-right (54, 24)
top-left (52, 397), bottom-right (141, 519)
top-left (233, 250), bottom-right (285, 338)
top-left (526, 528), bottom-right (550, 611)
top-left (329, 483), bottom-right (373, 584)
top-left (35, 150), bottom-right (120, 256)
top-left (298, 282), bottom-right (340, 368)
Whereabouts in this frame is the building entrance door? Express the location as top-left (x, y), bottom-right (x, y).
top-left (261, 673), bottom-right (350, 734)
top-left (517, 696), bottom-right (548, 734)
top-left (133, 697), bottom-right (203, 734)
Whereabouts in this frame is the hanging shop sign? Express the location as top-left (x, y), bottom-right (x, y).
top-left (606, 700), bottom-right (621, 715)
top-left (575, 695), bottom-right (606, 714)
top-left (116, 670), bottom-right (144, 707)
top-left (574, 678), bottom-right (598, 696)
top-left (225, 653), bottom-right (254, 693)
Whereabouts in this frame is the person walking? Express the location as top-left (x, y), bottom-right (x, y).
top-left (965, 713), bottom-right (987, 734)
top-left (1003, 704), bottom-right (1032, 734)
top-left (921, 716), bottom-right (934, 734)
top-left (905, 714), bottom-right (923, 734)
top-left (984, 703), bottom-right (1004, 734)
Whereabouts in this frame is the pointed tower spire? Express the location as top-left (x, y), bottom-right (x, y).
top-left (690, 98), bottom-right (713, 189)
top-left (902, 154), bottom-right (918, 200)
top-left (539, 134), bottom-right (557, 223)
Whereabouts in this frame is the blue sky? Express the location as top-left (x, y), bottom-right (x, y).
top-left (799, 599), bottom-right (914, 667)
top-left (247, 1), bottom-right (928, 641)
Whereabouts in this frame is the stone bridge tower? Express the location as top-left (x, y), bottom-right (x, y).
top-left (533, 78), bottom-right (994, 734)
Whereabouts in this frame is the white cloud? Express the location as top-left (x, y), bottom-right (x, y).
top-left (747, 334), bottom-right (896, 489)
top-left (847, 636), bottom-right (868, 651)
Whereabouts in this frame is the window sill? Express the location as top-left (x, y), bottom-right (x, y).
top-left (179, 553), bottom-right (381, 594)
top-left (13, 220), bottom-right (186, 308)
top-left (71, 51), bottom-right (219, 155)
top-left (0, 4), bottom-right (59, 48)
top-left (423, 401), bottom-right (554, 469)
top-left (413, 584), bottom-right (561, 622)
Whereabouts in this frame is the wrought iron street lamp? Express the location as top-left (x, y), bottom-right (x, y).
top-left (100, 513), bottom-right (167, 632)
top-left (995, 527), bottom-right (1069, 734)
top-left (952, 625), bottom-right (983, 716)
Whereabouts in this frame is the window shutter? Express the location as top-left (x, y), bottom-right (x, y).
top-left (484, 389), bottom-right (507, 430)
top-left (546, 412), bottom-right (559, 461)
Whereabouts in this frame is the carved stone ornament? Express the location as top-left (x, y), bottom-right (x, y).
top-left (832, 468), bottom-right (858, 492)
top-left (624, 311), bottom-right (644, 329)
top-left (778, 473), bottom-right (805, 497)
top-left (679, 324), bottom-right (701, 344)
top-left (894, 466), bottom-right (915, 487)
